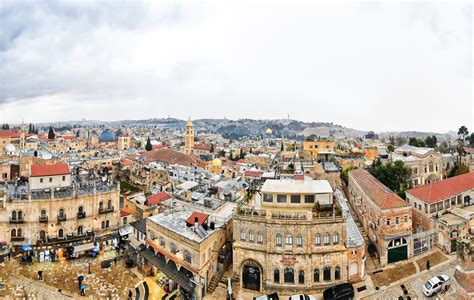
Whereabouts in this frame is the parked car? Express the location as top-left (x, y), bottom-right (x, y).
top-left (288, 294), bottom-right (315, 300)
top-left (253, 292), bottom-right (279, 300)
top-left (323, 283), bottom-right (354, 300)
top-left (422, 275), bottom-right (450, 297)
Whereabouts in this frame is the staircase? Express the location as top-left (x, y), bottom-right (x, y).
top-left (134, 280), bottom-right (148, 300)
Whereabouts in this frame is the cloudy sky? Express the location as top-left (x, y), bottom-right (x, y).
top-left (0, 1), bottom-right (472, 133)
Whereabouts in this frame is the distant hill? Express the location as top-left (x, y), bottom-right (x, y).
top-left (31, 118), bottom-right (456, 140)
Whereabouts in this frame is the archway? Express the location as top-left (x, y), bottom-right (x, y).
top-left (242, 260), bottom-right (261, 291)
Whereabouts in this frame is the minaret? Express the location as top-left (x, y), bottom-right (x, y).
top-left (19, 121), bottom-right (26, 151)
top-left (184, 117), bottom-right (194, 155)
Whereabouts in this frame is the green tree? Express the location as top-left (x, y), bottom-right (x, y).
top-left (210, 143), bottom-right (214, 153)
top-left (369, 158), bottom-right (410, 199)
top-left (249, 146), bottom-right (253, 154)
top-left (145, 137), bottom-right (152, 151)
top-left (280, 142), bottom-right (284, 151)
top-left (387, 144), bottom-right (394, 153)
top-left (229, 150), bottom-right (233, 160)
top-left (469, 133), bottom-right (474, 146)
top-left (458, 126), bottom-right (469, 142)
top-left (424, 135), bottom-right (437, 148)
top-left (2, 124), bottom-right (10, 130)
top-left (48, 126), bottom-right (55, 140)
top-left (219, 149), bottom-right (226, 157)
top-left (239, 148), bottom-right (246, 159)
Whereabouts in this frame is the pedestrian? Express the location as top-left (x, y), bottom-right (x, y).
top-left (80, 284), bottom-right (86, 296)
top-left (77, 275), bottom-right (84, 290)
top-left (7, 251), bottom-right (11, 261)
top-left (128, 289), bottom-right (133, 300)
top-left (37, 270), bottom-right (43, 280)
top-left (114, 256), bottom-right (117, 266)
top-left (426, 259), bottom-right (430, 270)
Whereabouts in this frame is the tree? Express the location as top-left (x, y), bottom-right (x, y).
top-left (239, 148), bottom-right (246, 159)
top-left (145, 137), bottom-right (152, 151)
top-left (424, 135), bottom-right (438, 148)
top-left (210, 143), bottom-right (214, 153)
top-left (387, 144), bottom-right (395, 153)
top-left (249, 146), bottom-right (253, 154)
top-left (219, 149), bottom-right (226, 157)
top-left (408, 137), bottom-right (425, 147)
top-left (469, 133), bottom-right (474, 146)
top-left (368, 158), bottom-right (410, 199)
top-left (1, 124), bottom-right (10, 130)
top-left (48, 126), bottom-right (55, 140)
top-left (229, 150), bottom-right (234, 161)
top-left (280, 143), bottom-right (284, 151)
top-left (458, 126), bottom-right (469, 142)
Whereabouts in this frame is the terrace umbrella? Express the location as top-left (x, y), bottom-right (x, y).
top-left (22, 245), bottom-right (32, 251)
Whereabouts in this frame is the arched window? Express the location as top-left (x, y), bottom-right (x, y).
top-left (335, 266), bottom-right (341, 280)
top-left (285, 233), bottom-right (293, 245)
top-left (276, 233), bottom-right (282, 246)
top-left (159, 237), bottom-right (165, 247)
top-left (240, 229), bottom-right (246, 241)
top-left (274, 269), bottom-right (280, 283)
top-left (323, 233), bottom-right (330, 245)
top-left (315, 233), bottom-right (321, 245)
top-left (101, 221), bottom-right (105, 229)
top-left (249, 231), bottom-right (254, 242)
top-left (314, 269), bottom-right (320, 282)
top-left (298, 270), bottom-right (305, 284)
top-left (11, 228), bottom-right (16, 237)
top-left (78, 206), bottom-right (84, 213)
top-left (18, 211), bottom-right (23, 219)
top-left (58, 208), bottom-right (64, 217)
top-left (11, 211), bottom-right (16, 220)
top-left (40, 210), bottom-right (47, 217)
top-left (58, 228), bottom-right (64, 238)
top-left (170, 243), bottom-right (177, 253)
top-left (77, 226), bottom-right (83, 235)
top-left (296, 234), bottom-right (302, 247)
top-left (257, 232), bottom-right (263, 243)
top-left (17, 228), bottom-right (21, 237)
top-left (99, 201), bottom-right (104, 210)
top-left (183, 250), bottom-right (192, 264)
top-left (39, 230), bottom-right (46, 241)
top-left (106, 220), bottom-right (110, 228)
top-left (323, 266), bottom-right (331, 281)
top-left (333, 232), bottom-right (339, 245)
top-left (284, 267), bottom-right (294, 283)
top-left (107, 199), bottom-right (112, 209)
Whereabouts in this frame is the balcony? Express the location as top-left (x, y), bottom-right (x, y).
top-left (39, 216), bottom-right (48, 223)
top-left (11, 236), bottom-right (25, 242)
top-left (99, 206), bottom-right (114, 214)
top-left (77, 211), bottom-right (86, 219)
top-left (9, 217), bottom-right (25, 224)
top-left (57, 214), bottom-right (67, 222)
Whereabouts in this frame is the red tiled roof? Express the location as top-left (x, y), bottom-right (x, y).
top-left (120, 209), bottom-right (131, 217)
top-left (0, 130), bottom-right (18, 138)
top-left (120, 160), bottom-right (133, 167)
top-left (140, 149), bottom-right (196, 166)
top-left (349, 169), bottom-right (409, 209)
top-left (186, 212), bottom-right (209, 226)
top-left (62, 135), bottom-right (76, 140)
top-left (236, 159), bottom-right (246, 163)
top-left (407, 172), bottom-right (474, 203)
top-left (294, 174), bottom-right (305, 180)
top-left (194, 143), bottom-right (211, 151)
top-left (146, 192), bottom-right (171, 205)
top-left (31, 163), bottom-right (70, 177)
top-left (464, 147), bottom-right (474, 154)
top-left (244, 170), bottom-right (263, 177)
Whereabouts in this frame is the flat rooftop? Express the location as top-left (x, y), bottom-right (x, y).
top-left (261, 179), bottom-right (333, 194)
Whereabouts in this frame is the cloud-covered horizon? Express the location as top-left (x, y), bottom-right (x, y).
top-left (1, 1), bottom-right (472, 133)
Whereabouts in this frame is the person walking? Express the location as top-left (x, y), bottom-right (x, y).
top-left (37, 270), bottom-right (43, 281)
top-left (80, 284), bottom-right (86, 296)
top-left (114, 256), bottom-right (117, 266)
top-left (77, 275), bottom-right (84, 290)
top-left (7, 250), bottom-right (11, 261)
top-left (426, 259), bottom-right (430, 270)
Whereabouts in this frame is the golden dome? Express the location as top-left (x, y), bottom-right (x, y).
top-left (211, 158), bottom-right (222, 167)
top-left (265, 128), bottom-right (273, 135)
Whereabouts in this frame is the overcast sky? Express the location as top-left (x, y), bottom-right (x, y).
top-left (0, 1), bottom-right (472, 133)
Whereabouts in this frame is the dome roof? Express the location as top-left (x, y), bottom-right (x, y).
top-left (99, 129), bottom-right (116, 143)
top-left (211, 158), bottom-right (222, 167)
top-left (265, 128), bottom-right (273, 135)
top-left (4, 143), bottom-right (15, 153)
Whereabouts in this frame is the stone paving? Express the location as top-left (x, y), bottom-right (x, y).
top-left (0, 250), bottom-right (141, 299)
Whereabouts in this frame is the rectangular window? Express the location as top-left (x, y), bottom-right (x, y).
top-left (451, 197), bottom-right (456, 206)
top-left (315, 235), bottom-right (321, 246)
top-left (291, 195), bottom-right (301, 203)
top-left (263, 194), bottom-right (273, 202)
top-left (457, 195), bottom-right (462, 205)
top-left (304, 195), bottom-right (315, 203)
top-left (40, 178), bottom-right (43, 183)
top-left (49, 177), bottom-right (52, 182)
top-left (62, 176), bottom-right (66, 181)
top-left (430, 204), bottom-right (436, 214)
top-left (404, 215), bottom-right (408, 223)
top-left (444, 199), bottom-right (450, 209)
top-left (323, 234), bottom-right (330, 246)
top-left (386, 218), bottom-right (390, 226)
top-left (395, 217), bottom-right (400, 225)
top-left (277, 194), bottom-right (287, 203)
top-left (424, 204), bottom-right (428, 213)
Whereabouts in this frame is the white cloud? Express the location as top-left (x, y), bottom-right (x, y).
top-left (0, 1), bottom-right (472, 132)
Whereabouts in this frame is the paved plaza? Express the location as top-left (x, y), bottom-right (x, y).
top-left (0, 250), bottom-right (142, 299)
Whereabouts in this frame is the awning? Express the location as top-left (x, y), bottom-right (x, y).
top-left (119, 225), bottom-right (133, 237)
top-left (73, 242), bottom-right (96, 253)
top-left (139, 247), bottom-right (194, 293)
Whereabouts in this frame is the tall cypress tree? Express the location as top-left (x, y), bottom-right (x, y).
top-left (48, 126), bottom-right (55, 139)
top-left (145, 137), bottom-right (153, 151)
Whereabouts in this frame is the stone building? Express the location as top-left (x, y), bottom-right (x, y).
top-left (454, 239), bottom-right (474, 299)
top-left (348, 169), bottom-right (413, 267)
top-left (184, 117), bottom-right (195, 155)
top-left (233, 178), bottom-right (365, 294)
top-left (406, 172), bottom-right (474, 231)
top-left (0, 162), bottom-right (120, 254)
top-left (140, 201), bottom-right (234, 299)
top-left (302, 140), bottom-right (336, 161)
top-left (391, 144), bottom-right (444, 187)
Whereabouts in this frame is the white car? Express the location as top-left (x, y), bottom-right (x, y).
top-left (288, 294), bottom-right (316, 300)
top-left (422, 274), bottom-right (450, 297)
